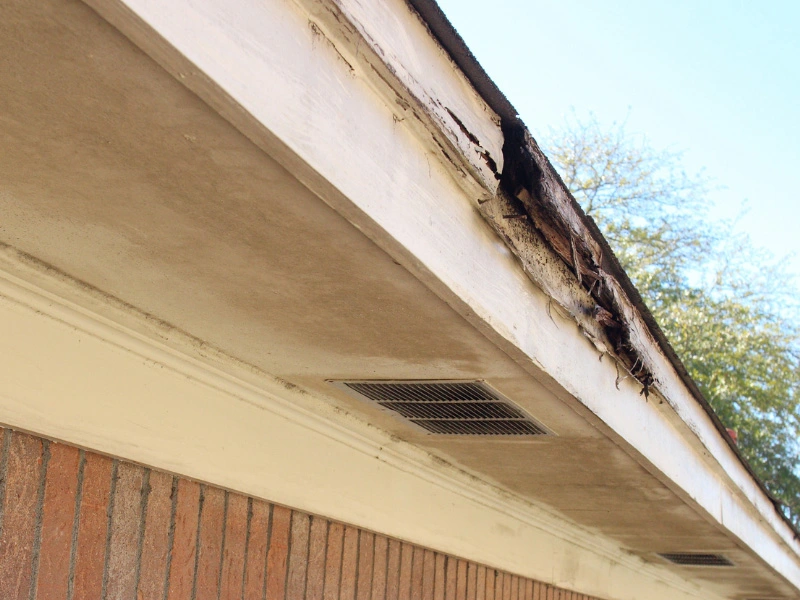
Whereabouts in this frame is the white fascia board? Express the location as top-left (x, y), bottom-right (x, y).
top-left (0, 261), bottom-right (726, 600)
top-left (75, 0), bottom-right (799, 592)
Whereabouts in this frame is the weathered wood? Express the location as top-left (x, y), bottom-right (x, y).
top-left (497, 124), bottom-right (656, 394)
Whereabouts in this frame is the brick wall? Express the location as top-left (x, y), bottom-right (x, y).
top-left (0, 427), bottom-right (599, 600)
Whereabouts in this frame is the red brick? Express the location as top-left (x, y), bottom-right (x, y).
top-left (466, 563), bottom-right (477, 600)
top-left (444, 556), bottom-right (457, 600)
top-left (524, 580), bottom-right (533, 600)
top-left (35, 442), bottom-right (80, 600)
top-left (265, 505), bottom-right (291, 599)
top-left (433, 554), bottom-right (446, 600)
top-left (398, 542), bottom-right (414, 600)
top-left (409, 546), bottom-right (423, 600)
top-left (73, 452), bottom-right (113, 600)
top-left (220, 493), bottom-right (249, 600)
top-left (306, 516), bottom-right (328, 600)
top-left (475, 566), bottom-right (486, 600)
top-left (137, 471), bottom-right (173, 600)
top-left (510, 577), bottom-right (519, 600)
top-left (485, 570), bottom-right (495, 600)
top-left (546, 585), bottom-right (554, 600)
top-left (166, 479), bottom-right (201, 600)
top-left (286, 511), bottom-right (310, 598)
top-left (421, 550), bottom-right (435, 600)
top-left (455, 560), bottom-right (467, 600)
top-left (356, 530), bottom-right (374, 600)
top-left (243, 500), bottom-right (270, 600)
top-left (322, 522), bottom-right (344, 600)
top-left (339, 525), bottom-right (359, 600)
top-left (372, 535), bottom-right (389, 600)
top-left (504, 574), bottom-right (513, 600)
top-left (386, 538), bottom-right (402, 600)
top-left (196, 486), bottom-right (226, 600)
top-left (106, 462), bottom-right (146, 600)
top-left (0, 432), bottom-right (43, 598)
top-left (493, 572), bottom-right (503, 600)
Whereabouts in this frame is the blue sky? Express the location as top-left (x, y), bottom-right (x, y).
top-left (436, 0), bottom-right (800, 277)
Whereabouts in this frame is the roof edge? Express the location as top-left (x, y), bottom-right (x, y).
top-left (406, 0), bottom-right (799, 539)
top-left (405, 0), bottom-right (520, 127)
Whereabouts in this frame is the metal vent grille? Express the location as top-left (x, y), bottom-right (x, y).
top-left (658, 553), bottom-right (734, 567)
top-left (333, 380), bottom-right (550, 436)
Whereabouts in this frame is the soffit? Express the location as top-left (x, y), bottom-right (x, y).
top-left (0, 2), bottom-right (795, 598)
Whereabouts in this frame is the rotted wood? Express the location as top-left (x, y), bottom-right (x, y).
top-left (499, 122), bottom-right (654, 396)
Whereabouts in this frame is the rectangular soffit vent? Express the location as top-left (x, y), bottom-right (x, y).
top-left (658, 553), bottom-right (734, 567)
top-left (331, 380), bottom-right (551, 436)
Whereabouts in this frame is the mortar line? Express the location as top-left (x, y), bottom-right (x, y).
top-left (28, 439), bottom-right (50, 600)
top-left (66, 450), bottom-right (86, 600)
top-left (101, 460), bottom-right (119, 600)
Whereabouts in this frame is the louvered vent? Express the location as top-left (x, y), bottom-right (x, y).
top-left (658, 553), bottom-right (734, 567)
top-left (332, 380), bottom-right (550, 436)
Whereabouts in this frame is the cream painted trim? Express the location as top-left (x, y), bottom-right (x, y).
top-left (0, 258), bottom-right (721, 600)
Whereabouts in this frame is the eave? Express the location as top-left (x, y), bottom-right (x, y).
top-left (0, 0), bottom-right (798, 598)
top-left (409, 0), bottom-right (799, 542)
